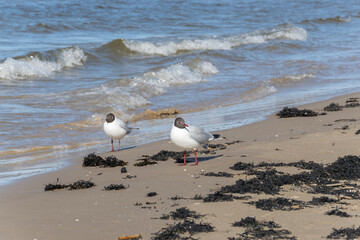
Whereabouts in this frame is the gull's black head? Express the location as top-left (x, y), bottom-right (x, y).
top-left (174, 117), bottom-right (187, 129)
top-left (106, 113), bottom-right (115, 123)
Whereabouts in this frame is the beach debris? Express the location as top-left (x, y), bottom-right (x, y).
top-left (276, 106), bottom-right (318, 118)
top-left (308, 196), bottom-right (338, 206)
top-left (327, 226), bottom-right (360, 239)
top-left (326, 209), bottom-right (351, 218)
top-left (345, 97), bottom-right (360, 108)
top-left (44, 183), bottom-right (68, 191)
top-left (123, 175), bottom-right (137, 179)
top-left (230, 216), bottom-right (296, 240)
top-left (135, 150), bottom-right (190, 166)
top-left (355, 129), bottom-right (360, 135)
top-left (147, 192), bottom-right (157, 197)
top-left (192, 194), bottom-right (204, 200)
top-left (68, 180), bottom-right (96, 190)
top-left (344, 102), bottom-right (360, 108)
top-left (203, 191), bottom-right (234, 202)
top-left (45, 179), bottom-right (96, 191)
top-left (335, 118), bottom-right (357, 122)
top-left (152, 219), bottom-right (214, 240)
top-left (170, 195), bottom-right (186, 200)
top-left (121, 167), bottom-right (127, 173)
top-left (335, 125), bottom-right (349, 130)
top-left (249, 197), bottom-right (305, 211)
top-left (118, 234), bottom-right (142, 240)
top-left (134, 159), bottom-right (157, 167)
top-left (324, 102), bottom-right (343, 111)
top-left (104, 184), bottom-right (126, 191)
top-left (204, 171), bottom-right (234, 178)
top-left (83, 153), bottom-right (127, 167)
top-left (160, 207), bottom-right (203, 220)
top-left (224, 156), bottom-right (360, 197)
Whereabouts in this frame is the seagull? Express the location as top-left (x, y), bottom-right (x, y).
top-left (170, 117), bottom-right (216, 166)
top-left (103, 113), bottom-right (131, 152)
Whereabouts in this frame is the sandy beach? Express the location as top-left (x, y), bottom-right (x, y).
top-left (1, 92), bottom-right (360, 240)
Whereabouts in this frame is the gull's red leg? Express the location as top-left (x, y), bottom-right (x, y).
top-left (191, 149), bottom-right (198, 166)
top-left (178, 150), bottom-right (187, 166)
top-left (117, 140), bottom-right (121, 151)
top-left (111, 139), bottom-right (115, 152)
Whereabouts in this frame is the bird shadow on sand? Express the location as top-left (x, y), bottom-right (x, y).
top-left (179, 154), bottom-right (223, 164)
top-left (119, 145), bottom-right (136, 151)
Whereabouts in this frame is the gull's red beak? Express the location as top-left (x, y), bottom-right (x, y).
top-left (184, 124), bottom-right (188, 127)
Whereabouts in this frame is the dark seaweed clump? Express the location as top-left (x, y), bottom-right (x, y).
top-left (152, 219), bottom-right (214, 240)
top-left (83, 153), bottom-right (127, 167)
top-left (134, 159), bottom-right (157, 167)
top-left (324, 155), bottom-right (360, 180)
top-left (277, 107), bottom-right (318, 118)
top-left (221, 156), bottom-right (360, 197)
top-left (45, 180), bottom-right (96, 191)
top-left (160, 207), bottom-right (202, 220)
top-left (324, 103), bottom-right (343, 111)
top-left (203, 191), bottom-right (235, 202)
top-left (104, 184), bottom-right (126, 191)
top-left (140, 150), bottom-right (189, 162)
top-left (344, 97), bottom-right (360, 108)
top-left (204, 171), bottom-right (234, 178)
top-left (230, 216), bottom-right (296, 240)
top-left (325, 209), bottom-right (351, 218)
top-left (136, 150), bottom-right (190, 166)
top-left (249, 197), bottom-right (305, 211)
top-left (327, 226), bottom-right (360, 239)
top-left (308, 196), bottom-right (338, 206)
top-left (68, 180), bottom-right (96, 190)
top-left (147, 192), bottom-right (157, 197)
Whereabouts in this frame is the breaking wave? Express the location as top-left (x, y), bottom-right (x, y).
top-left (121, 23), bottom-right (307, 56)
top-left (0, 46), bottom-right (87, 80)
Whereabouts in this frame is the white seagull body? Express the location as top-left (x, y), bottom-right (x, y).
top-left (170, 117), bottom-right (215, 165)
top-left (103, 113), bottom-right (131, 152)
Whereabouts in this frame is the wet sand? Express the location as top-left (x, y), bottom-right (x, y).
top-left (1, 93), bottom-right (360, 240)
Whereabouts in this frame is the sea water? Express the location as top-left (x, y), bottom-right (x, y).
top-left (1, 0), bottom-right (360, 186)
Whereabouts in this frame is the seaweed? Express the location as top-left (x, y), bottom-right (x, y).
top-left (83, 153), bottom-right (127, 167)
top-left (277, 107), bottom-right (318, 118)
top-left (344, 102), bottom-right (360, 108)
top-left (44, 183), bottom-right (68, 191)
top-left (68, 180), bottom-right (96, 190)
top-left (324, 103), bottom-right (343, 111)
top-left (230, 216), bottom-right (296, 240)
top-left (308, 196), bottom-right (338, 206)
top-left (230, 162), bottom-right (255, 171)
top-left (152, 219), bottom-right (214, 240)
top-left (147, 192), bottom-right (158, 197)
top-left (327, 226), bottom-right (360, 239)
top-left (325, 209), bottom-right (351, 218)
top-left (232, 216), bottom-right (280, 228)
top-left (204, 171), bottom-right (234, 178)
top-left (225, 156), bottom-right (360, 197)
top-left (104, 184), bottom-right (126, 191)
top-left (160, 207), bottom-right (202, 220)
top-left (249, 197), bottom-right (305, 211)
top-left (203, 191), bottom-right (235, 202)
top-left (45, 179), bottom-right (95, 191)
top-left (134, 159), bottom-right (157, 167)
top-left (325, 155), bottom-right (360, 180)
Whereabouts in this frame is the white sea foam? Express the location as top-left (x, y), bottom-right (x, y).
top-left (0, 46), bottom-right (87, 80)
top-left (124, 24), bottom-right (307, 56)
top-left (131, 61), bottom-right (217, 95)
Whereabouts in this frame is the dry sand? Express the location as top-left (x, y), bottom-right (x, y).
top-left (1, 93), bottom-right (360, 240)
